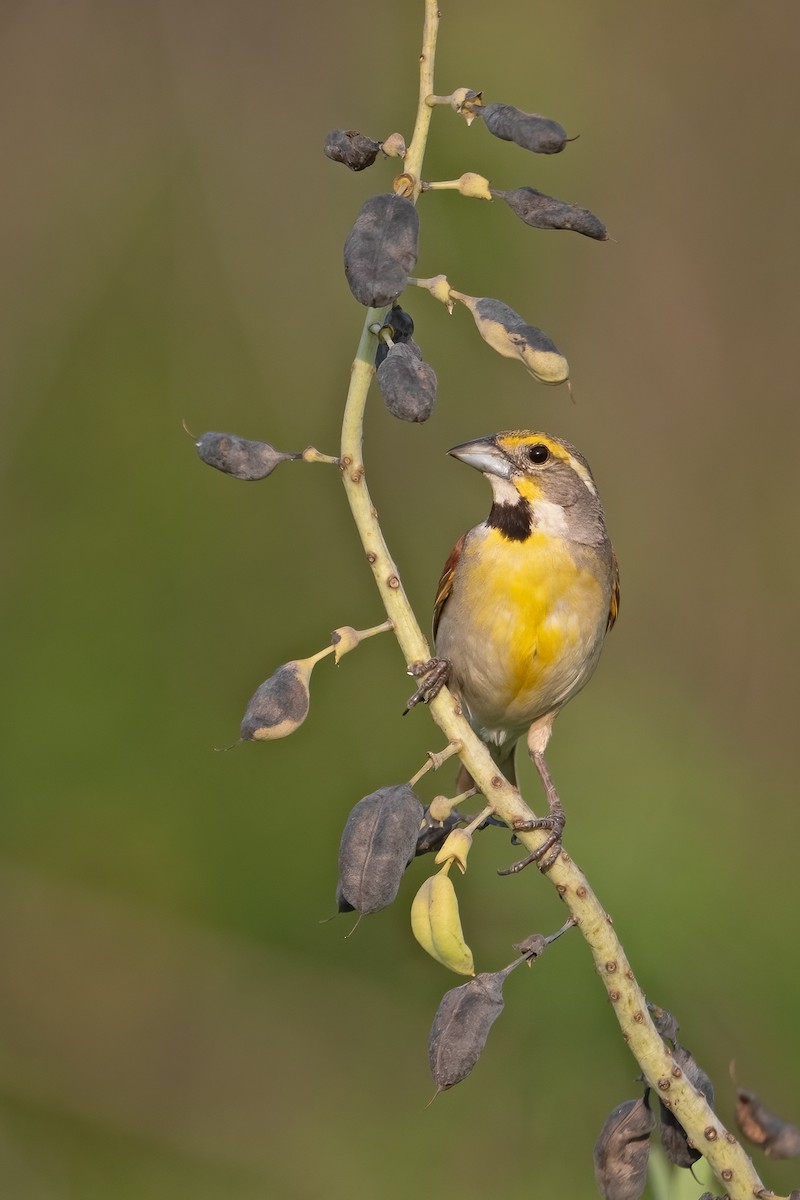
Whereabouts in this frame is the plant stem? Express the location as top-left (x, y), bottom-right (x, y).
top-left (338, 4), bottom-right (772, 1197)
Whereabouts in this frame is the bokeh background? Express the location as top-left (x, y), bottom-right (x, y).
top-left (2, 1), bottom-right (799, 1196)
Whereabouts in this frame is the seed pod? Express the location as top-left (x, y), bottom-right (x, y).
top-left (454, 292), bottom-right (568, 385)
top-left (240, 659), bottom-right (314, 741)
top-left (410, 865), bottom-right (474, 975)
top-left (659, 1046), bottom-right (715, 1168)
top-left (479, 103), bottom-right (570, 154)
top-left (324, 129), bottom-right (380, 172)
top-left (593, 1094), bottom-right (655, 1200)
top-left (428, 970), bottom-right (506, 1091)
top-left (415, 810), bottom-right (463, 857)
top-left (337, 784), bottom-right (424, 916)
top-left (648, 1003), bottom-right (680, 1044)
top-left (493, 186), bottom-right (607, 240)
top-left (343, 193), bottom-right (419, 307)
top-left (195, 432), bottom-right (296, 480)
top-left (374, 304), bottom-right (415, 368)
top-left (736, 1088), bottom-right (800, 1159)
top-left (376, 342), bottom-right (437, 422)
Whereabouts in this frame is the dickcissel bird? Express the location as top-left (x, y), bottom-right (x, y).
top-left (409, 430), bottom-right (619, 870)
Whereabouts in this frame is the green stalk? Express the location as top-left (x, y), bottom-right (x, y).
top-left (337, 4), bottom-right (773, 1197)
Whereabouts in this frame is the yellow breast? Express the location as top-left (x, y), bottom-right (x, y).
top-left (435, 525), bottom-right (610, 742)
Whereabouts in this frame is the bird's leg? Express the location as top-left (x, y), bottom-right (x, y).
top-left (500, 719), bottom-right (565, 874)
top-left (404, 657), bottom-right (450, 713)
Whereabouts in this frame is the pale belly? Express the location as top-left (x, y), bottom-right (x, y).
top-left (435, 527), bottom-right (611, 746)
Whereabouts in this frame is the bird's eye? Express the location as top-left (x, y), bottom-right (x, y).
top-left (527, 443), bottom-right (550, 464)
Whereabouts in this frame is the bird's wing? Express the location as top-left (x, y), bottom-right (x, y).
top-left (607, 547), bottom-right (621, 632)
top-left (432, 532), bottom-right (466, 641)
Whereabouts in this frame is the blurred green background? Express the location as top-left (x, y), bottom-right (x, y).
top-left (2, 1), bottom-right (799, 1196)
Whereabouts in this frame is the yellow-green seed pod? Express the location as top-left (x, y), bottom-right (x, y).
top-left (410, 864), bottom-right (475, 976)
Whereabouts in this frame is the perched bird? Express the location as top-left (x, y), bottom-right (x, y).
top-left (409, 430), bottom-right (619, 868)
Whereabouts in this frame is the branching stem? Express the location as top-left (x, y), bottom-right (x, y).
top-left (338, 4), bottom-right (771, 1197)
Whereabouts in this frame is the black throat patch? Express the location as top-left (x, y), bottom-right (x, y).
top-left (487, 497), bottom-right (532, 542)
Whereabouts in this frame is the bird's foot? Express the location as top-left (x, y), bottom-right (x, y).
top-left (404, 657), bottom-right (450, 713)
top-left (498, 804), bottom-right (566, 875)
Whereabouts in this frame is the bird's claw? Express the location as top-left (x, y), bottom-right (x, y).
top-left (404, 658), bottom-right (450, 714)
top-left (498, 809), bottom-right (566, 875)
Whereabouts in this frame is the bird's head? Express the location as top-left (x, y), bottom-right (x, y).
top-left (449, 430), bottom-right (606, 544)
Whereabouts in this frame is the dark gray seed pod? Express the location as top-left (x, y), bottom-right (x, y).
top-left (337, 784), bottom-right (424, 916)
top-left (324, 129), bottom-right (381, 172)
top-left (375, 304), bottom-right (415, 368)
top-left (376, 342), bottom-right (437, 422)
top-left (479, 103), bottom-right (569, 154)
top-left (195, 432), bottom-right (295, 480)
top-left (494, 186), bottom-right (607, 240)
top-left (428, 971), bottom-right (506, 1091)
top-left (343, 193), bottom-right (420, 307)
top-left (736, 1088), bottom-right (800, 1159)
top-left (335, 881), bottom-right (355, 914)
top-left (648, 1003), bottom-right (680, 1044)
top-left (240, 661), bottom-right (311, 741)
top-left (593, 1094), bottom-right (655, 1200)
top-left (658, 1046), bottom-right (715, 1168)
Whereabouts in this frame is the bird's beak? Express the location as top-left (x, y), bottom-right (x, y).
top-left (448, 437), bottom-right (513, 479)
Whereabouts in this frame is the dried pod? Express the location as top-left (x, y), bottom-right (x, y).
top-left (324, 129), bottom-right (380, 171)
top-left (454, 293), bottom-right (568, 385)
top-left (195, 432), bottom-right (296, 480)
top-left (240, 659), bottom-right (314, 741)
top-left (374, 304), bottom-right (415, 368)
top-left (376, 342), bottom-right (437, 422)
top-left (337, 784), bottom-right (424, 915)
top-left (343, 193), bottom-right (419, 307)
top-left (512, 933), bottom-right (547, 961)
top-left (479, 102), bottom-right (570, 154)
top-left (648, 1003), bottom-right (680, 1044)
top-left (410, 865), bottom-right (474, 975)
top-left (736, 1088), bottom-right (800, 1159)
top-left (593, 1094), bottom-right (655, 1200)
top-left (659, 1046), bottom-right (715, 1168)
top-left (428, 970), bottom-right (506, 1091)
top-left (493, 186), bottom-right (608, 240)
